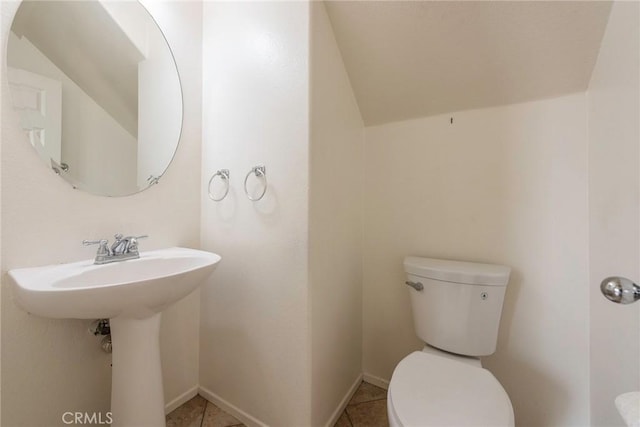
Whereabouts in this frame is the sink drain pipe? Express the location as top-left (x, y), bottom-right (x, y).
top-left (90, 319), bottom-right (113, 353)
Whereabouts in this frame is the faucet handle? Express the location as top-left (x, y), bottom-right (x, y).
top-left (113, 233), bottom-right (147, 242)
top-left (127, 235), bottom-right (148, 252)
top-left (83, 239), bottom-right (107, 246)
top-left (83, 239), bottom-right (109, 255)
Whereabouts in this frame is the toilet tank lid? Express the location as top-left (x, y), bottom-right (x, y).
top-left (404, 256), bottom-right (511, 286)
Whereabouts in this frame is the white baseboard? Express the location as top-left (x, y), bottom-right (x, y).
top-left (165, 386), bottom-right (199, 414)
top-left (363, 373), bottom-right (390, 390)
top-left (198, 385), bottom-right (268, 427)
top-left (324, 373), bottom-right (363, 427)
top-left (170, 374), bottom-right (386, 425)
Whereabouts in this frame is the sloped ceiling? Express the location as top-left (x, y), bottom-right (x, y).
top-left (325, 1), bottom-right (613, 126)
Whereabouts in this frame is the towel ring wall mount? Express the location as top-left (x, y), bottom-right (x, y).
top-left (208, 169), bottom-right (230, 201)
top-left (244, 165), bottom-right (267, 201)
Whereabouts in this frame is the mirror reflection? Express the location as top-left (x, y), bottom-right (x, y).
top-left (7, 0), bottom-right (183, 196)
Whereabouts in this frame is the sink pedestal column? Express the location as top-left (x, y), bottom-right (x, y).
top-left (110, 313), bottom-right (165, 427)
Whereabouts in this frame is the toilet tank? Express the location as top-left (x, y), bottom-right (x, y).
top-left (404, 256), bottom-right (511, 356)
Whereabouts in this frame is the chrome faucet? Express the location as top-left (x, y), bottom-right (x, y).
top-left (83, 234), bottom-right (148, 264)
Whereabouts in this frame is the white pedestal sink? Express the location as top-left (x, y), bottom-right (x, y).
top-left (8, 247), bottom-right (221, 427)
top-left (616, 392), bottom-right (640, 427)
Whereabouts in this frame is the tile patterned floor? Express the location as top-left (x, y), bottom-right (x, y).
top-left (166, 395), bottom-right (245, 427)
top-left (334, 382), bottom-right (389, 427)
top-left (166, 381), bottom-right (388, 427)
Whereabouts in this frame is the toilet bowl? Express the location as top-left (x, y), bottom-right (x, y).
top-left (388, 350), bottom-right (514, 426)
top-left (388, 257), bottom-right (514, 426)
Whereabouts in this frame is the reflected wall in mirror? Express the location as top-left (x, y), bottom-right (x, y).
top-left (7, 0), bottom-right (183, 196)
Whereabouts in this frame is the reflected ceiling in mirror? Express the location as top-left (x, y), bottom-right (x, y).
top-left (7, 0), bottom-right (183, 196)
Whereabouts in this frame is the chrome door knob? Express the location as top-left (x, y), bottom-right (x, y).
top-left (600, 277), bottom-right (640, 304)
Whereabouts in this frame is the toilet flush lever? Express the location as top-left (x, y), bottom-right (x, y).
top-left (405, 281), bottom-right (424, 291)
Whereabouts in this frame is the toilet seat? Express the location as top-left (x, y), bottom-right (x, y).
top-left (388, 351), bottom-right (514, 427)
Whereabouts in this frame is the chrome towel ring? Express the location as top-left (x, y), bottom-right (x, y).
top-left (208, 169), bottom-right (230, 201)
top-left (244, 165), bottom-right (267, 201)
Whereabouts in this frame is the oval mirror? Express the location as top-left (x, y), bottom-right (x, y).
top-left (6, 0), bottom-right (183, 196)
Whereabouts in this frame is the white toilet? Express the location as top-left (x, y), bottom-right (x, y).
top-left (387, 256), bottom-right (515, 427)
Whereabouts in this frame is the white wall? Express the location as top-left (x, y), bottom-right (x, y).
top-left (309, 3), bottom-right (364, 426)
top-left (200, 2), bottom-right (311, 426)
top-left (0, 1), bottom-right (202, 425)
top-left (588, 2), bottom-right (640, 425)
top-left (363, 94), bottom-right (590, 426)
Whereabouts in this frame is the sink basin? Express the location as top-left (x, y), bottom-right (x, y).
top-left (8, 246), bottom-right (221, 427)
top-left (8, 247), bottom-right (220, 319)
top-left (616, 392), bottom-right (640, 427)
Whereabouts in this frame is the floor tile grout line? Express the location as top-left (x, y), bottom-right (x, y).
top-left (344, 409), bottom-right (354, 427)
top-left (348, 396), bottom-right (387, 405)
top-left (199, 400), bottom-right (207, 427)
